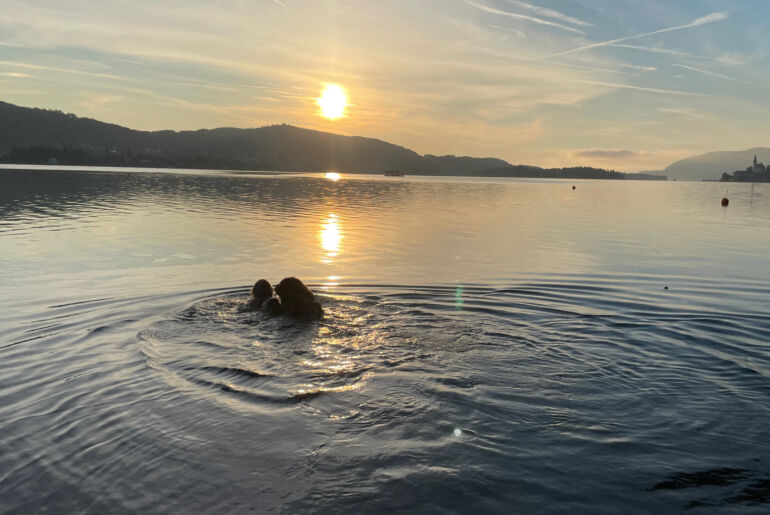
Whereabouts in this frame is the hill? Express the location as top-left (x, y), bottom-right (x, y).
top-left (0, 100), bottom-right (629, 179)
top-left (664, 148), bottom-right (770, 181)
top-left (0, 101), bottom-right (509, 175)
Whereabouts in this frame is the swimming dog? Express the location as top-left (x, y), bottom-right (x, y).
top-left (275, 277), bottom-right (323, 319)
top-left (250, 279), bottom-right (275, 308)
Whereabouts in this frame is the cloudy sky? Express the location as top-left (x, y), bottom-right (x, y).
top-left (1, 0), bottom-right (768, 170)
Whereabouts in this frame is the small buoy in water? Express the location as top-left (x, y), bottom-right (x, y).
top-left (572, 185), bottom-right (576, 190)
top-left (721, 197), bottom-right (729, 207)
top-left (664, 286), bottom-right (668, 290)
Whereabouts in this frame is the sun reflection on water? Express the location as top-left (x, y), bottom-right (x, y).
top-left (320, 213), bottom-right (342, 263)
top-left (294, 303), bottom-right (380, 403)
top-left (296, 337), bottom-right (373, 396)
top-left (295, 372), bottom-right (372, 397)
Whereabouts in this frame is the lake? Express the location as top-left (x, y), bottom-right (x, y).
top-left (1, 166), bottom-right (769, 513)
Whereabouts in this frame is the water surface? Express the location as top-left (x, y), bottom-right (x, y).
top-left (1, 167), bottom-right (769, 513)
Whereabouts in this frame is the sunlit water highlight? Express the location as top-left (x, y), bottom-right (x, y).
top-left (1, 167), bottom-right (769, 512)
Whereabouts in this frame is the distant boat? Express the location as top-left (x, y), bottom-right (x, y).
top-left (384, 170), bottom-right (404, 177)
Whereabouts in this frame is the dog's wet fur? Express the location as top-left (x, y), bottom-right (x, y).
top-left (275, 277), bottom-right (323, 319)
top-left (261, 296), bottom-right (286, 316)
top-left (249, 277), bottom-right (323, 319)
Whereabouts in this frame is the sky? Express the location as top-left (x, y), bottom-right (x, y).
top-left (0, 0), bottom-right (768, 171)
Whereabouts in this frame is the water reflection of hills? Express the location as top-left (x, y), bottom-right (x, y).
top-left (0, 169), bottom-right (395, 221)
top-left (0, 168), bottom-right (513, 225)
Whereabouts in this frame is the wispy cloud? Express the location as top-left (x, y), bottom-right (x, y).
top-left (716, 53), bottom-right (753, 66)
top-left (608, 44), bottom-right (694, 58)
top-left (500, 0), bottom-right (591, 27)
top-left (0, 60), bottom-right (133, 82)
top-left (658, 107), bottom-right (705, 119)
top-left (89, 94), bottom-right (123, 105)
top-left (570, 79), bottom-right (708, 97)
top-left (462, 0), bottom-right (586, 35)
top-left (552, 12), bottom-right (728, 57)
top-left (488, 24), bottom-right (527, 39)
top-left (272, 0), bottom-right (287, 9)
top-left (618, 63), bottom-right (657, 72)
top-left (672, 63), bottom-right (756, 87)
top-left (0, 87), bottom-right (49, 96)
top-left (467, 45), bottom-right (631, 76)
top-left (80, 93), bottom-right (124, 112)
top-left (563, 148), bottom-right (694, 170)
top-left (575, 149), bottom-right (636, 159)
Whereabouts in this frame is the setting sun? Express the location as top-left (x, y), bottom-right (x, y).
top-left (316, 84), bottom-right (348, 120)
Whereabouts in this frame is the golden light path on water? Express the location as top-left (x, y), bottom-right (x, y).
top-left (320, 213), bottom-right (341, 263)
top-left (304, 206), bottom-right (374, 406)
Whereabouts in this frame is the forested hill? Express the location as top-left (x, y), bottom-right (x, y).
top-left (0, 101), bottom-right (508, 174)
top-left (0, 100), bottom-right (631, 178)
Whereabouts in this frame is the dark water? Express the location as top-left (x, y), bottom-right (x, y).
top-left (1, 167), bottom-right (769, 513)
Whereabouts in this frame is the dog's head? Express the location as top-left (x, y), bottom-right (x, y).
top-left (250, 279), bottom-right (274, 301)
top-left (275, 277), bottom-right (315, 307)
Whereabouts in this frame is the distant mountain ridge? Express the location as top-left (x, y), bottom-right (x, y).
top-left (0, 100), bottom-right (510, 175)
top-left (664, 148), bottom-right (770, 181)
top-left (0, 100), bottom-right (641, 179)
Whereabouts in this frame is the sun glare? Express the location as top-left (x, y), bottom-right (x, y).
top-left (316, 84), bottom-right (348, 120)
top-left (320, 213), bottom-right (342, 263)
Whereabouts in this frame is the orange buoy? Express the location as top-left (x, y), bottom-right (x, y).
top-left (721, 197), bottom-right (729, 207)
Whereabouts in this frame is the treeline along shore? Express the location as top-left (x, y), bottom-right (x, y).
top-left (0, 100), bottom-right (666, 180)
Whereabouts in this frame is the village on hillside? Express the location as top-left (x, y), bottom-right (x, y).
top-left (720, 155), bottom-right (770, 182)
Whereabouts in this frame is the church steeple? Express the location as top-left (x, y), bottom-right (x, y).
top-left (754, 154), bottom-right (758, 167)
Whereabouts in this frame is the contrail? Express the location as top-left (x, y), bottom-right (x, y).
top-left (463, 0), bottom-right (586, 35)
top-left (500, 0), bottom-right (592, 27)
top-left (552, 12), bottom-right (728, 57)
top-left (672, 63), bottom-right (756, 87)
top-left (570, 79), bottom-right (710, 97)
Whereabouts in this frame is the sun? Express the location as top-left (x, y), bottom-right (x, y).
top-left (316, 84), bottom-right (348, 120)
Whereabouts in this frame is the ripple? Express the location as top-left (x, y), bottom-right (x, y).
top-left (1, 280), bottom-right (769, 513)
top-left (3, 169), bottom-right (770, 512)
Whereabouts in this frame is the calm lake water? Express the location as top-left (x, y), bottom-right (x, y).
top-left (1, 166), bottom-right (769, 513)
